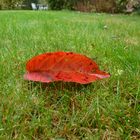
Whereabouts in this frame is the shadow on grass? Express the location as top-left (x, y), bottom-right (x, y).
top-left (26, 81), bottom-right (92, 94)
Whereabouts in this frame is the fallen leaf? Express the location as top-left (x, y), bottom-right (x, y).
top-left (24, 52), bottom-right (110, 84)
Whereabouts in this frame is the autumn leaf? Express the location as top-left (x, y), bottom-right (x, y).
top-left (24, 52), bottom-right (110, 84)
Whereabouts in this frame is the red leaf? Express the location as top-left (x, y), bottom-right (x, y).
top-left (24, 52), bottom-right (110, 84)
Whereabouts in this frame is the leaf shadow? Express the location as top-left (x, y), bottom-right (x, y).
top-left (27, 81), bottom-right (92, 94)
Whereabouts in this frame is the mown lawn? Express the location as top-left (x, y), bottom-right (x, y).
top-left (0, 10), bottom-right (140, 139)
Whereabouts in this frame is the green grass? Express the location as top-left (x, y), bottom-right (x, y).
top-left (0, 10), bottom-right (140, 139)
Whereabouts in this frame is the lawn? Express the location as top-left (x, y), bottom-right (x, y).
top-left (0, 10), bottom-right (140, 139)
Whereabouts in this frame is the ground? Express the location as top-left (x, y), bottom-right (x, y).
top-left (0, 11), bottom-right (140, 139)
